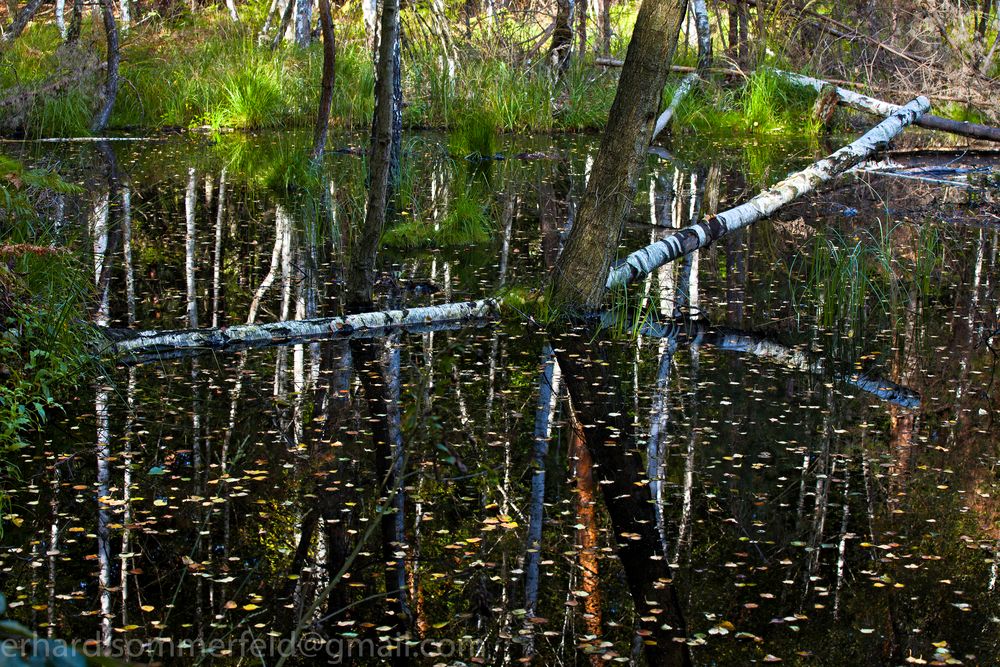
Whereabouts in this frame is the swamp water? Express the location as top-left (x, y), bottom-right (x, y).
top-left (1, 131), bottom-right (999, 665)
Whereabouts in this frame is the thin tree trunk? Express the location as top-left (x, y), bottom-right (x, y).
top-left (55, 0), bottom-right (66, 38)
top-left (311, 0), bottom-right (336, 161)
top-left (119, 0), bottom-right (131, 32)
top-left (577, 0), bottom-right (588, 59)
top-left (347, 0), bottom-right (400, 309)
top-left (594, 0), bottom-right (610, 55)
top-left (551, 0), bottom-right (686, 310)
top-left (1, 0), bottom-right (45, 46)
top-left (295, 0), bottom-right (311, 46)
top-left (550, 0), bottom-right (575, 71)
top-left (691, 0), bottom-right (712, 71)
top-left (65, 0), bottom-right (83, 43)
top-left (258, 0), bottom-right (280, 43)
top-left (569, 413), bottom-right (603, 664)
top-left (650, 72), bottom-right (698, 141)
top-left (91, 0), bottom-right (120, 134)
top-left (271, 0), bottom-right (296, 49)
top-left (606, 96), bottom-right (929, 288)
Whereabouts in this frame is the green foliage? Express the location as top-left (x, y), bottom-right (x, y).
top-left (448, 108), bottom-right (499, 158)
top-left (0, 160), bottom-right (92, 473)
top-left (383, 188), bottom-right (494, 248)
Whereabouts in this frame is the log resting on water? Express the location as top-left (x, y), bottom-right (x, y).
top-left (775, 69), bottom-right (1000, 143)
top-left (98, 299), bottom-right (498, 362)
top-left (606, 96), bottom-right (930, 289)
top-left (641, 319), bottom-right (921, 408)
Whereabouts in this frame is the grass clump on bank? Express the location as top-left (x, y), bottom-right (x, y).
top-left (0, 159), bottom-right (93, 468)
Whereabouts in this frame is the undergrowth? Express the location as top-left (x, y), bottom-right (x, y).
top-left (0, 158), bottom-right (93, 473)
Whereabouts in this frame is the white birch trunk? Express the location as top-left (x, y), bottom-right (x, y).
top-left (607, 96), bottom-right (930, 288)
top-left (55, 0), bottom-right (66, 37)
top-left (774, 69), bottom-right (1000, 142)
top-left (100, 299), bottom-right (499, 359)
top-left (650, 73), bottom-right (698, 142)
top-left (185, 167), bottom-right (198, 328)
top-left (691, 0), bottom-right (711, 71)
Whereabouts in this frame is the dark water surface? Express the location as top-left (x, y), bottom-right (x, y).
top-left (2, 131), bottom-right (999, 665)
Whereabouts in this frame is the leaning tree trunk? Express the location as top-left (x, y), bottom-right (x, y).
top-left (606, 96), bottom-right (930, 288)
top-left (1, 0), bottom-right (45, 46)
top-left (550, 0), bottom-right (687, 311)
top-left (311, 0), bottom-right (336, 161)
top-left (271, 0), bottom-right (297, 50)
top-left (91, 0), bottom-right (120, 134)
top-left (347, 0), bottom-right (401, 310)
top-left (650, 71), bottom-right (698, 141)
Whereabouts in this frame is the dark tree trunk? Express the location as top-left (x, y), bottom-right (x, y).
top-left (1, 0), bottom-right (45, 46)
top-left (271, 0), bottom-right (296, 50)
top-left (91, 0), bottom-right (120, 134)
top-left (550, 0), bottom-right (575, 71)
top-left (311, 0), bottom-right (336, 161)
top-left (347, 0), bottom-right (400, 310)
top-left (593, 0), bottom-right (611, 54)
top-left (353, 335), bottom-right (412, 655)
top-left (577, 0), bottom-right (588, 58)
top-left (554, 331), bottom-right (692, 666)
top-left (66, 0), bottom-right (83, 43)
top-left (550, 0), bottom-right (686, 311)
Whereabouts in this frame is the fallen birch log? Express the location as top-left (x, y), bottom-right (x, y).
top-left (650, 73), bottom-right (698, 141)
top-left (641, 319), bottom-right (921, 408)
top-left (593, 59), bottom-right (976, 105)
top-left (606, 96), bottom-right (930, 289)
top-left (98, 299), bottom-right (499, 361)
top-left (775, 70), bottom-right (1000, 143)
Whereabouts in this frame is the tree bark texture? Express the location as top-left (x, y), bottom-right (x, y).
top-left (550, 0), bottom-right (575, 71)
top-left (776, 69), bottom-right (1000, 143)
top-left (691, 0), bottom-right (712, 71)
top-left (90, 0), bottom-right (120, 134)
top-left (550, 0), bottom-right (687, 311)
top-left (311, 0), bottom-right (336, 161)
top-left (348, 0), bottom-right (401, 309)
top-left (606, 96), bottom-right (930, 289)
top-left (1, 0), bottom-right (45, 46)
top-left (98, 299), bottom-right (498, 361)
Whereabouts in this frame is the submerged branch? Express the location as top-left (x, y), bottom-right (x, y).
top-left (606, 96), bottom-right (930, 288)
top-left (641, 319), bottom-right (921, 408)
